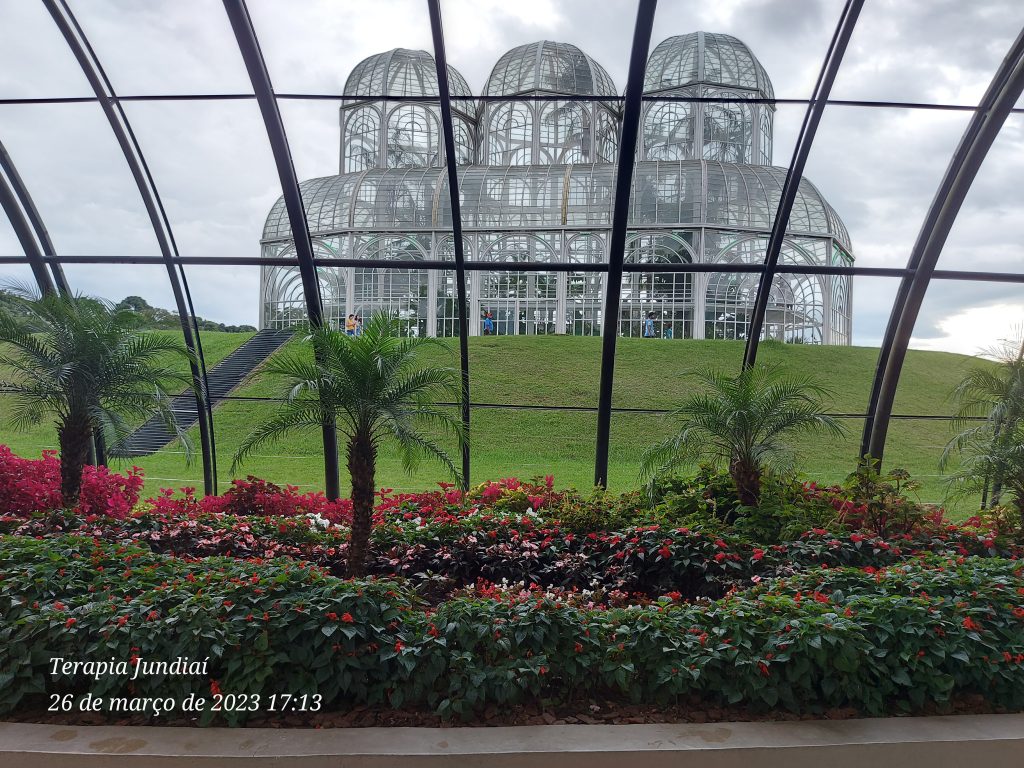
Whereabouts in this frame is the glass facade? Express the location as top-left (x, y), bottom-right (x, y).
top-left (264, 33), bottom-right (850, 343)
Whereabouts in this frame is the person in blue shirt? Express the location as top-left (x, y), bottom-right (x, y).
top-left (483, 312), bottom-right (494, 335)
top-left (643, 312), bottom-right (656, 338)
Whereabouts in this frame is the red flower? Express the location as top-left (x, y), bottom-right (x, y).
top-left (752, 548), bottom-right (765, 561)
top-left (54, 601), bottom-right (65, 611)
top-left (539, 666), bottom-right (548, 675)
top-left (394, 640), bottom-right (405, 652)
top-left (1012, 607), bottom-right (1024, 619)
top-left (326, 612), bottom-right (339, 621)
top-left (658, 546), bottom-right (672, 559)
top-left (210, 680), bottom-right (221, 697)
top-left (64, 618), bottom-right (76, 628)
top-left (714, 552), bottom-right (727, 562)
top-left (758, 661), bottom-right (770, 677)
top-left (341, 612), bottom-right (354, 623)
top-left (117, 615), bottom-right (128, 627)
top-left (574, 642), bottom-right (584, 653)
top-left (963, 617), bottom-right (982, 631)
top-left (427, 624), bottom-right (440, 638)
top-left (146, 610), bottom-right (159, 621)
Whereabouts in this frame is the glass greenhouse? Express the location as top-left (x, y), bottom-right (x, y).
top-left (260, 34), bottom-right (853, 344)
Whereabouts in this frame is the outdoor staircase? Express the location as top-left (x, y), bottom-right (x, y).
top-left (109, 328), bottom-right (293, 458)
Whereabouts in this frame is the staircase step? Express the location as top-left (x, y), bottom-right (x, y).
top-left (109, 329), bottom-right (292, 458)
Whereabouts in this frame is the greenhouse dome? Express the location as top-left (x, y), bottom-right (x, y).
top-left (644, 32), bottom-right (775, 98)
top-left (340, 48), bottom-right (476, 171)
top-left (483, 40), bottom-right (618, 97)
top-left (642, 32), bottom-right (776, 165)
top-left (263, 32), bottom-right (851, 344)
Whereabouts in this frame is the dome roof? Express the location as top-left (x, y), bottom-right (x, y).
top-left (484, 41), bottom-right (617, 97)
top-left (263, 161), bottom-right (850, 251)
top-left (645, 32), bottom-right (774, 98)
top-left (343, 48), bottom-right (473, 99)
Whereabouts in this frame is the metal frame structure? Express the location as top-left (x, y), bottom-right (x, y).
top-left (742, 0), bottom-right (863, 369)
top-left (594, 0), bottom-right (658, 487)
top-left (1, 1), bottom-right (1023, 493)
top-left (222, 0), bottom-right (341, 500)
top-left (427, 0), bottom-right (472, 489)
top-left (862, 27), bottom-right (1024, 462)
top-left (0, 138), bottom-right (66, 296)
top-left (41, 0), bottom-right (217, 493)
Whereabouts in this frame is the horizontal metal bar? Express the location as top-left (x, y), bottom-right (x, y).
top-left (3, 92), bottom-right (1024, 113)
top-left (0, 387), bottom-right (976, 420)
top-left (7, 253), bottom-right (1024, 283)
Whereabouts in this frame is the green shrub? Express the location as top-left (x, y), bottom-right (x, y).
top-left (3, 535), bottom-right (1024, 724)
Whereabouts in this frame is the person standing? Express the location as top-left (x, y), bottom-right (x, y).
top-left (355, 315), bottom-right (363, 336)
top-left (643, 312), bottom-right (656, 338)
top-left (483, 311), bottom-right (494, 336)
top-left (345, 314), bottom-right (356, 336)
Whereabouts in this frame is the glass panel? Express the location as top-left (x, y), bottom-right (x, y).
top-left (0, 103), bottom-right (161, 256)
top-left (0, 0), bottom-right (94, 98)
top-left (64, 0), bottom-right (255, 94)
top-left (941, 114), bottom-right (1024, 274)
top-left (831, 2), bottom-right (1023, 105)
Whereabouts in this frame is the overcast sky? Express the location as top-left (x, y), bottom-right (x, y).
top-left (1, 0), bottom-right (1023, 355)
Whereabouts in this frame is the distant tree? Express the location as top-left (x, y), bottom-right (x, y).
top-left (0, 288), bottom-right (193, 506)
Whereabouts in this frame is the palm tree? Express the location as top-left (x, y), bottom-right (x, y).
top-left (0, 288), bottom-right (192, 506)
top-left (640, 364), bottom-right (844, 507)
top-left (941, 335), bottom-right (1024, 523)
top-left (232, 313), bottom-right (465, 577)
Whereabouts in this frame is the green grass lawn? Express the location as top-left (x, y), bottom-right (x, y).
top-left (0, 332), bottom-right (986, 514)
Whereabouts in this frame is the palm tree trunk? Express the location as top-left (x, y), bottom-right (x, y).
top-left (346, 430), bottom-right (377, 578)
top-left (729, 457), bottom-right (761, 508)
top-left (58, 412), bottom-right (92, 507)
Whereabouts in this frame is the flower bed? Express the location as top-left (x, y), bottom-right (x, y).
top-left (2, 535), bottom-right (1024, 725)
top-left (2, 446), bottom-right (1024, 726)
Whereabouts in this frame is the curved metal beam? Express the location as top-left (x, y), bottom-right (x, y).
top-left (0, 154), bottom-right (55, 296)
top-left (426, 0), bottom-right (471, 490)
top-left (864, 27), bottom-right (1024, 462)
top-left (742, 0), bottom-right (864, 368)
top-left (594, 0), bottom-right (658, 488)
top-left (222, 0), bottom-right (341, 500)
top-left (0, 139), bottom-right (69, 295)
top-left (43, 0), bottom-right (217, 494)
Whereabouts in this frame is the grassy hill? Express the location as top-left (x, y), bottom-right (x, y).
top-left (0, 332), bottom-right (987, 512)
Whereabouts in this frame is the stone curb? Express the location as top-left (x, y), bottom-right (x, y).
top-left (1, 714), bottom-right (1023, 768)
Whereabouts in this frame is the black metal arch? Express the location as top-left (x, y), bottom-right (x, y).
top-left (862, 26), bottom-right (1024, 462)
top-left (43, 0), bottom-right (217, 494)
top-left (221, 0), bottom-right (341, 500)
top-left (594, 0), bottom-right (658, 488)
top-left (0, 139), bottom-right (68, 296)
top-left (742, 0), bottom-right (864, 368)
top-left (0, 145), bottom-right (55, 296)
top-left (426, 0), bottom-right (471, 490)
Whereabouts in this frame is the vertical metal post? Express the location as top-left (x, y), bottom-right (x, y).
top-left (864, 27), bottom-right (1024, 462)
top-left (427, 0), bottom-right (471, 489)
top-left (43, 0), bottom-right (217, 493)
top-left (222, 0), bottom-right (341, 499)
top-left (742, 0), bottom-right (864, 369)
top-left (594, 0), bottom-right (658, 488)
